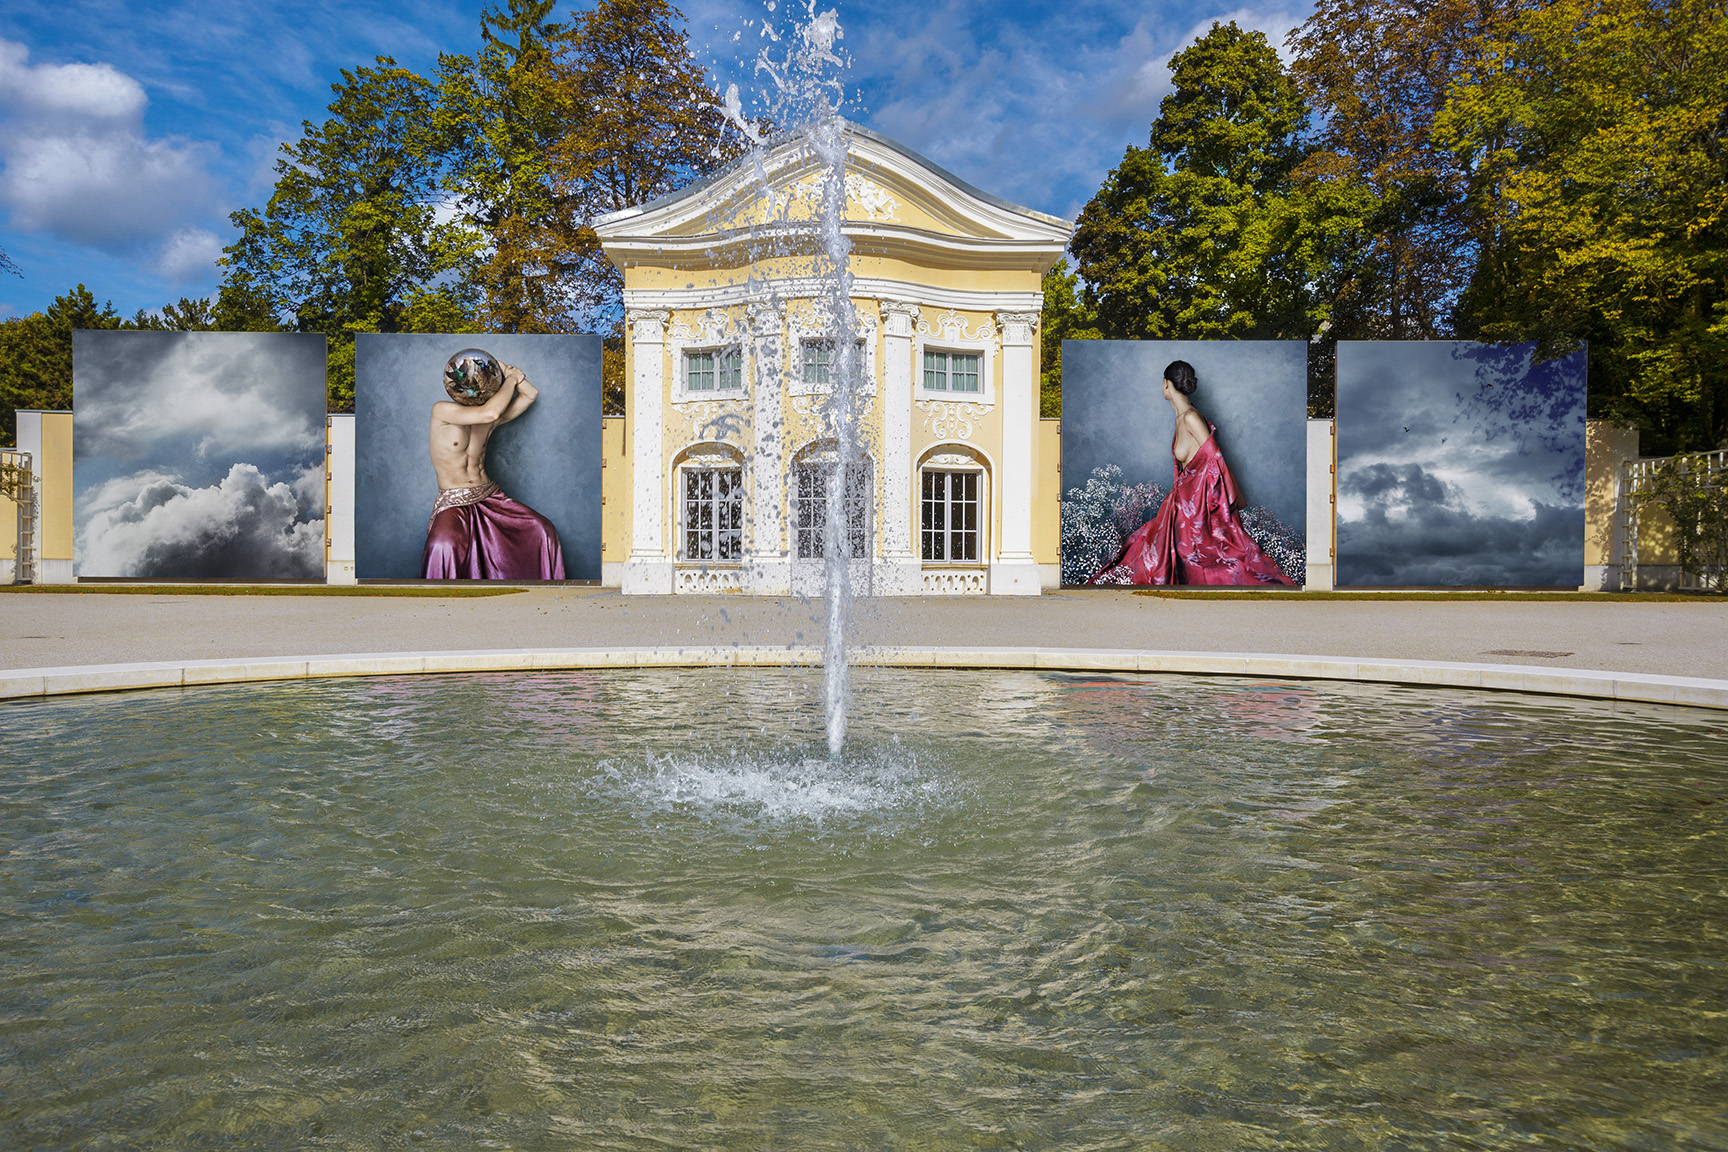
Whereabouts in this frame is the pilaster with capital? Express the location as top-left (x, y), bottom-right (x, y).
top-left (744, 302), bottom-right (791, 592)
top-left (992, 309), bottom-right (1041, 593)
top-left (625, 309), bottom-right (672, 593)
top-left (878, 301), bottom-right (921, 584)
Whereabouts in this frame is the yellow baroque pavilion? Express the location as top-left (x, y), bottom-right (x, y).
top-left (593, 121), bottom-right (1071, 596)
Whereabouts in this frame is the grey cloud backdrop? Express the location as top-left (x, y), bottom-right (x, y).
top-left (1, 0), bottom-right (1308, 318)
top-left (355, 333), bottom-right (603, 580)
top-left (72, 330), bottom-right (327, 577)
top-left (1063, 339), bottom-right (1309, 532)
top-left (1335, 341), bottom-right (1586, 587)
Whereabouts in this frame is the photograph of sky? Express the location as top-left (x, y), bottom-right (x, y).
top-left (72, 330), bottom-right (327, 577)
top-left (0, 0), bottom-right (1309, 320)
top-left (1335, 341), bottom-right (1587, 588)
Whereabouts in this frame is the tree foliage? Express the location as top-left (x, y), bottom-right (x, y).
top-left (436, 0), bottom-right (581, 334)
top-left (1070, 22), bottom-right (1375, 374)
top-left (1288, 0), bottom-right (1533, 341)
top-left (1437, 0), bottom-right (1728, 452)
top-left (551, 0), bottom-right (753, 411)
top-left (0, 285), bottom-right (120, 444)
top-left (223, 58), bottom-right (479, 411)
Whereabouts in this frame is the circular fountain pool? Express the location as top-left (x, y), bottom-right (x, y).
top-left (3, 668), bottom-right (1725, 1149)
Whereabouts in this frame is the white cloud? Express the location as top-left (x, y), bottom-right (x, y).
top-left (75, 333), bottom-right (324, 463)
top-left (810, 0), bottom-right (1309, 217)
top-left (155, 227), bottom-right (223, 282)
top-left (0, 38), bottom-right (216, 251)
top-left (75, 462), bottom-right (324, 578)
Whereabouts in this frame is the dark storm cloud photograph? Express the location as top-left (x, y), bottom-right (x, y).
top-left (72, 330), bottom-right (327, 578)
top-left (1335, 340), bottom-right (1587, 587)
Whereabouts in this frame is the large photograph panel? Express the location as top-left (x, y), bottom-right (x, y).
top-left (355, 334), bottom-right (603, 580)
top-left (73, 331), bottom-right (327, 579)
top-left (1061, 340), bottom-right (1308, 586)
top-left (1335, 341), bottom-right (1586, 587)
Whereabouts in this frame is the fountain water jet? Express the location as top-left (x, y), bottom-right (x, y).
top-left (722, 4), bottom-right (863, 756)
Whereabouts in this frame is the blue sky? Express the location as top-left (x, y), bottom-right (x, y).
top-left (0, 0), bottom-right (1310, 321)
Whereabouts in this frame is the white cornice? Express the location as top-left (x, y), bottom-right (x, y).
top-left (621, 278), bottom-right (1045, 316)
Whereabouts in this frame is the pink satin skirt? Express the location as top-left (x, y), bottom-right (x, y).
top-left (421, 491), bottom-right (565, 580)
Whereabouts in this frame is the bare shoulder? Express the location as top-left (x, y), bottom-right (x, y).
top-left (1179, 409), bottom-right (1211, 440)
top-left (431, 400), bottom-right (464, 423)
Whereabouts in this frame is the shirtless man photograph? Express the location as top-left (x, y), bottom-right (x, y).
top-left (421, 353), bottom-right (566, 579)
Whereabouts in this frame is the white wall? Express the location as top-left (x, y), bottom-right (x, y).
top-left (1305, 419), bottom-right (1335, 591)
top-left (326, 414), bottom-right (356, 584)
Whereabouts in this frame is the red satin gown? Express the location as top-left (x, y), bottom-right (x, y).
top-left (1089, 425), bottom-right (1293, 586)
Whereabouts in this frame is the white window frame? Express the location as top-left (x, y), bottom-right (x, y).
top-left (914, 333), bottom-right (994, 404)
top-left (682, 346), bottom-right (744, 398)
top-left (920, 466), bottom-right (986, 566)
top-left (677, 460), bottom-right (745, 563)
top-left (787, 312), bottom-right (877, 398)
top-left (919, 347), bottom-right (984, 397)
top-left (672, 341), bottom-right (747, 405)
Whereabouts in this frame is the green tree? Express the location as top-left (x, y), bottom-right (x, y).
top-left (1288, 0), bottom-right (1531, 341)
top-left (1437, 0), bottom-right (1728, 452)
top-left (124, 287), bottom-right (286, 333)
top-left (224, 58), bottom-right (479, 411)
top-left (1070, 20), bottom-right (1373, 384)
top-left (1039, 263), bottom-right (1099, 417)
top-left (551, 0), bottom-right (753, 411)
top-left (0, 285), bottom-right (121, 444)
top-left (436, 0), bottom-right (581, 334)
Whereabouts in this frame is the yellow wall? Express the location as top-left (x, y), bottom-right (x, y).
top-left (1033, 418), bottom-right (1061, 566)
top-left (622, 257), bottom-right (1041, 298)
top-left (602, 415), bottom-right (630, 568)
top-left (39, 412), bottom-right (73, 562)
top-left (1584, 421), bottom-right (1639, 567)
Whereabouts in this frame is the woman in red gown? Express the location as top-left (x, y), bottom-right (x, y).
top-left (1089, 360), bottom-right (1293, 586)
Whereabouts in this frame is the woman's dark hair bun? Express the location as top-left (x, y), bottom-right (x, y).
top-left (1164, 360), bottom-right (1198, 396)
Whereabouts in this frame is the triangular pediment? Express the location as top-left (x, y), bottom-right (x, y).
top-left (593, 120), bottom-right (1071, 272)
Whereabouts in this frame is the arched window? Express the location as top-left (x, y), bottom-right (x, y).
top-left (674, 443), bottom-right (745, 562)
top-left (919, 446), bottom-right (988, 565)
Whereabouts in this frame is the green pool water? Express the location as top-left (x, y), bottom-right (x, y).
top-left (2, 669), bottom-right (1725, 1150)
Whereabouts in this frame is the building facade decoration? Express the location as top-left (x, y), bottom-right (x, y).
top-left (593, 121), bottom-right (1070, 596)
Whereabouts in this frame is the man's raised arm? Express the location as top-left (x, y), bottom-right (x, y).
top-left (435, 372), bottom-right (519, 426)
top-left (495, 366), bottom-right (538, 426)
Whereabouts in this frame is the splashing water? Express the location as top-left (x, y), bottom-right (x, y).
top-left (588, 744), bottom-right (966, 836)
top-left (723, 4), bottom-right (862, 757)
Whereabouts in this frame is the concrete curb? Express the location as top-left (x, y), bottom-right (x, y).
top-left (2, 646), bottom-right (1726, 712)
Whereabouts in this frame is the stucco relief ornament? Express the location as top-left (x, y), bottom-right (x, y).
top-left (919, 309), bottom-right (996, 347)
top-left (626, 309), bottom-right (670, 340)
top-left (995, 311), bottom-right (1041, 345)
top-left (916, 400), bottom-right (990, 440)
top-left (844, 173), bottom-right (900, 221)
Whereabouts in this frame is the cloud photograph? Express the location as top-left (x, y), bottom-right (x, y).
top-left (1335, 341), bottom-right (1587, 587)
top-left (72, 330), bottom-right (326, 577)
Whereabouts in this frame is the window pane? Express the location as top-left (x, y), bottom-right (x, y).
top-left (796, 463), bottom-right (825, 559)
top-left (803, 341), bottom-right (831, 386)
top-left (687, 350), bottom-right (714, 392)
top-left (952, 353), bottom-right (980, 393)
top-left (718, 347), bottom-right (742, 391)
top-left (683, 466), bottom-right (743, 561)
top-left (923, 349), bottom-right (945, 391)
top-left (920, 469), bottom-right (983, 564)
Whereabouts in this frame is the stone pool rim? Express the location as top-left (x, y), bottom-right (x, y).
top-left (2, 646), bottom-right (1726, 712)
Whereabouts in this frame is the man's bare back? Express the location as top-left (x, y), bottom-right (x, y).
top-left (429, 365), bottom-right (538, 490)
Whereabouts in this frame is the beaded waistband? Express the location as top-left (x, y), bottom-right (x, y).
top-left (431, 480), bottom-right (501, 516)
